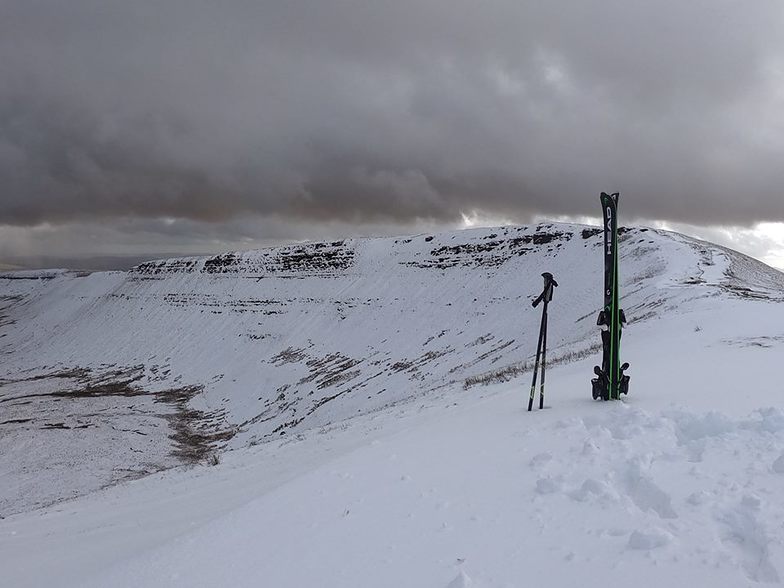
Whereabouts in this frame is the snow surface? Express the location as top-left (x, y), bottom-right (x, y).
top-left (2, 222), bottom-right (784, 587)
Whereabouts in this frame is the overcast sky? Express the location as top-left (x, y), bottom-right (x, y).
top-left (1, 0), bottom-right (783, 269)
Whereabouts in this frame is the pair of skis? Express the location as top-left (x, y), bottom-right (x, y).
top-left (591, 192), bottom-right (630, 401)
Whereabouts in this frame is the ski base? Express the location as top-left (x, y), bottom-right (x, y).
top-left (592, 365), bottom-right (630, 401)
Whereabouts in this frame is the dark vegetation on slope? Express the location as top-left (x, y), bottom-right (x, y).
top-left (403, 229), bottom-right (573, 269)
top-left (0, 366), bottom-right (236, 464)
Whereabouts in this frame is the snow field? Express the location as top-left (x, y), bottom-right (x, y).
top-left (13, 366), bottom-right (784, 588)
top-left (2, 223), bottom-right (784, 586)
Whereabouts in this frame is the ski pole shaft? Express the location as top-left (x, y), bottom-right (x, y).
top-left (528, 304), bottom-right (547, 411)
top-left (539, 303), bottom-right (548, 409)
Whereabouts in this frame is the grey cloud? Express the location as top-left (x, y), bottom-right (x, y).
top-left (0, 213), bottom-right (452, 270)
top-left (1, 0), bottom-right (783, 230)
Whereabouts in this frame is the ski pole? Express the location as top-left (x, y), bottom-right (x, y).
top-left (539, 302), bottom-right (548, 410)
top-left (528, 272), bottom-right (557, 411)
top-left (527, 307), bottom-right (546, 411)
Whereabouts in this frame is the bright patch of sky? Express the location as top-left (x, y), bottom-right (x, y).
top-left (653, 221), bottom-right (784, 271)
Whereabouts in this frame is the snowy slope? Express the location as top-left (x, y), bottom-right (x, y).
top-left (2, 222), bottom-right (784, 587)
top-left (0, 223), bottom-right (635, 513)
top-left (1, 223), bottom-right (782, 515)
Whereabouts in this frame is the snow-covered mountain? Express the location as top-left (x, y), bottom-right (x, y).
top-left (2, 222), bottom-right (784, 587)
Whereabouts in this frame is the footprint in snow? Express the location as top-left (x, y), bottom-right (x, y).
top-left (446, 570), bottom-right (473, 588)
top-left (581, 439), bottom-right (600, 457)
top-left (686, 490), bottom-right (711, 506)
top-left (568, 478), bottom-right (619, 504)
top-left (715, 495), bottom-right (779, 583)
top-left (771, 453), bottom-right (784, 474)
top-left (535, 476), bottom-right (562, 495)
top-left (529, 452), bottom-right (553, 468)
top-left (621, 460), bottom-right (677, 519)
top-left (627, 528), bottom-right (673, 551)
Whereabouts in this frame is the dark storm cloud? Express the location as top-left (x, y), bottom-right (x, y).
top-left (1, 0), bottom-right (783, 228)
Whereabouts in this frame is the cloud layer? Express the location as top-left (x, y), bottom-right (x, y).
top-left (2, 0), bottom-right (783, 231)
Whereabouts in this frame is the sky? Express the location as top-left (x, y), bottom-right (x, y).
top-left (1, 0), bottom-right (783, 270)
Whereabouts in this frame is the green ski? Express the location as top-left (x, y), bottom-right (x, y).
top-left (591, 192), bottom-right (630, 400)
